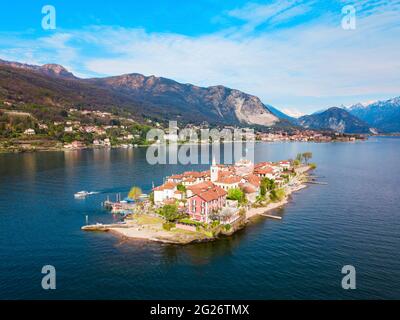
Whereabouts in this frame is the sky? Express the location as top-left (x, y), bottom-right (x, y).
top-left (0, 0), bottom-right (399, 116)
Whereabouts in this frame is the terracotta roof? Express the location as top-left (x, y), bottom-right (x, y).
top-left (244, 174), bottom-right (260, 187)
top-left (254, 167), bottom-right (273, 174)
top-left (183, 171), bottom-right (208, 178)
top-left (187, 181), bottom-right (215, 195)
top-left (215, 176), bottom-right (242, 184)
top-left (153, 182), bottom-right (176, 191)
top-left (254, 161), bottom-right (272, 168)
top-left (197, 186), bottom-right (227, 202)
top-left (169, 174), bottom-right (183, 180)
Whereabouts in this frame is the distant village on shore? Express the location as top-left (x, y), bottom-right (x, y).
top-left (0, 104), bottom-right (367, 153)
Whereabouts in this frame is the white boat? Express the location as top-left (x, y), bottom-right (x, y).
top-left (74, 191), bottom-right (89, 198)
top-left (74, 191), bottom-right (100, 199)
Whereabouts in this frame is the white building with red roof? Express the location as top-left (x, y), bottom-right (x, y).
top-left (153, 182), bottom-right (177, 204)
top-left (187, 185), bottom-right (227, 223)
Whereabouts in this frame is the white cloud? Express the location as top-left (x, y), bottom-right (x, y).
top-left (0, 1), bottom-right (399, 113)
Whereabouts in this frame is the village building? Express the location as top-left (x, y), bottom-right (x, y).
top-left (153, 182), bottom-right (177, 204)
top-left (181, 177), bottom-right (197, 186)
top-left (173, 190), bottom-right (184, 201)
top-left (167, 174), bottom-right (184, 184)
top-left (24, 128), bottom-right (35, 135)
top-left (213, 175), bottom-right (242, 191)
top-left (254, 165), bottom-right (274, 179)
top-left (234, 159), bottom-right (254, 176)
top-left (278, 161), bottom-right (291, 169)
top-left (187, 185), bottom-right (227, 223)
top-left (186, 181), bottom-right (215, 198)
top-left (64, 141), bottom-right (86, 149)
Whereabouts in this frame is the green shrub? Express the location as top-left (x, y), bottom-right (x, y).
top-left (179, 218), bottom-right (202, 226)
top-left (211, 220), bottom-right (220, 228)
top-left (227, 188), bottom-right (246, 204)
top-left (158, 204), bottom-right (181, 222)
top-left (162, 222), bottom-right (175, 231)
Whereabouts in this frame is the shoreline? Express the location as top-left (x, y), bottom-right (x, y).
top-left (83, 172), bottom-right (311, 245)
top-left (245, 183), bottom-right (307, 221)
top-left (0, 135), bottom-right (373, 154)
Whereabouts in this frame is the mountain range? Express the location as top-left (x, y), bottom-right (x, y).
top-left (0, 59), bottom-right (281, 128)
top-left (295, 97), bottom-right (400, 133)
top-left (0, 59), bottom-right (398, 133)
top-left (346, 97), bottom-right (400, 133)
top-left (296, 107), bottom-right (374, 134)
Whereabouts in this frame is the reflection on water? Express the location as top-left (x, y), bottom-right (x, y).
top-left (0, 137), bottom-right (400, 299)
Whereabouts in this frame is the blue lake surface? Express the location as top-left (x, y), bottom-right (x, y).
top-left (0, 137), bottom-right (399, 299)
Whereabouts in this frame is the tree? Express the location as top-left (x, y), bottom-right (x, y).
top-left (227, 188), bottom-right (245, 203)
top-left (302, 152), bottom-right (313, 164)
top-left (176, 184), bottom-right (186, 193)
top-left (261, 177), bottom-right (276, 191)
top-left (128, 186), bottom-right (142, 201)
top-left (159, 204), bottom-right (180, 222)
top-left (296, 153), bottom-right (303, 162)
top-left (149, 192), bottom-right (154, 205)
top-left (270, 188), bottom-right (285, 202)
top-left (260, 184), bottom-right (266, 197)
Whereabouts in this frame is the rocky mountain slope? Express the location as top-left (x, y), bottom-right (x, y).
top-left (89, 73), bottom-right (279, 127)
top-left (0, 59), bottom-right (77, 79)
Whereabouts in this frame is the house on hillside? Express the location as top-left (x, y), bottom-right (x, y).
top-left (24, 128), bottom-right (35, 135)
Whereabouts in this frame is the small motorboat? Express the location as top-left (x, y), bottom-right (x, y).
top-left (74, 191), bottom-right (100, 199)
top-left (74, 191), bottom-right (89, 199)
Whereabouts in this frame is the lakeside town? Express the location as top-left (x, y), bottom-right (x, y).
top-left (0, 103), bottom-right (367, 153)
top-left (82, 153), bottom-right (316, 244)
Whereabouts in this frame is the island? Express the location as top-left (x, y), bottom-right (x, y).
top-left (82, 153), bottom-right (317, 244)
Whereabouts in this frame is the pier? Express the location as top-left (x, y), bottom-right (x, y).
top-left (81, 223), bottom-right (129, 231)
top-left (259, 214), bottom-right (282, 220)
top-left (305, 181), bottom-right (328, 185)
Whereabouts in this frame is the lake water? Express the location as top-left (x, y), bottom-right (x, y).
top-left (0, 137), bottom-right (399, 299)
